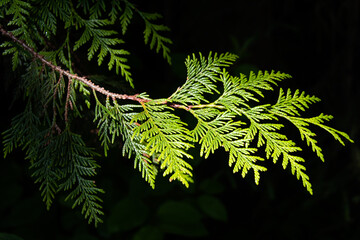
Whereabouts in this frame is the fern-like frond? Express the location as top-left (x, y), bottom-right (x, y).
top-left (303, 114), bottom-right (354, 146)
top-left (108, 0), bottom-right (120, 23)
top-left (270, 88), bottom-right (324, 161)
top-left (93, 95), bottom-right (158, 187)
top-left (132, 101), bottom-right (194, 187)
top-left (0, 41), bottom-right (22, 70)
top-left (32, 0), bottom-right (58, 36)
top-left (5, 0), bottom-right (31, 27)
top-left (94, 97), bottom-right (117, 157)
top-left (246, 114), bottom-right (313, 193)
top-left (237, 70), bottom-right (292, 98)
top-left (0, 0), bottom-right (38, 69)
top-left (88, 0), bottom-right (106, 19)
top-left (215, 72), bottom-right (255, 109)
top-left (191, 109), bottom-right (266, 184)
top-left (3, 107), bottom-right (62, 209)
top-left (2, 103), bottom-right (60, 210)
top-left (2, 103), bottom-right (40, 157)
top-left (6, 0), bottom-right (38, 48)
top-left (206, 70), bottom-right (314, 193)
top-left (119, 0), bottom-right (133, 35)
top-left (121, 110), bottom-right (158, 188)
top-left (30, 132), bottom-right (61, 210)
top-left (73, 17), bottom-right (133, 87)
top-left (269, 89), bottom-right (353, 158)
top-left (130, 5), bottom-right (172, 64)
top-left (272, 88), bottom-right (321, 116)
top-left (277, 113), bottom-right (353, 160)
top-left (169, 52), bottom-right (238, 105)
top-left (41, 0), bottom-right (71, 23)
top-left (142, 13), bottom-right (172, 63)
top-left (56, 129), bottom-right (104, 227)
top-left (124, 125), bottom-right (158, 189)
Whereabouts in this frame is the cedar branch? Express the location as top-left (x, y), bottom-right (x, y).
top-left (0, 25), bottom-right (206, 111)
top-left (0, 25), bottom-right (145, 103)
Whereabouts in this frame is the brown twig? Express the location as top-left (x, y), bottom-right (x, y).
top-left (38, 62), bottom-right (45, 81)
top-left (0, 25), bottom-right (196, 112)
top-left (53, 72), bottom-right (63, 98)
top-left (48, 72), bottom-right (64, 134)
top-left (0, 25), bottom-right (148, 104)
top-left (64, 77), bottom-right (72, 122)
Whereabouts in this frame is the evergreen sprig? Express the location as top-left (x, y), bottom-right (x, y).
top-left (169, 52), bottom-right (238, 104)
top-left (1, 0), bottom-right (172, 86)
top-left (1, 0), bottom-right (353, 226)
top-left (116, 0), bottom-right (173, 64)
top-left (56, 129), bottom-right (104, 227)
top-left (132, 100), bottom-right (194, 187)
top-left (93, 92), bottom-right (158, 188)
top-left (73, 17), bottom-right (132, 85)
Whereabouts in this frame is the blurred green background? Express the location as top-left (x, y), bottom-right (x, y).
top-left (1, 0), bottom-right (359, 239)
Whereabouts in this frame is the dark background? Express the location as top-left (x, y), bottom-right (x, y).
top-left (1, 0), bottom-right (359, 239)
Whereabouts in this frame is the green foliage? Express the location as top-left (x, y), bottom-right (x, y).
top-left (0, 0), bottom-right (172, 86)
top-left (0, 0), bottom-right (353, 227)
top-left (170, 52), bottom-right (238, 104)
top-left (93, 93), bottom-right (159, 188)
top-left (54, 129), bottom-right (104, 226)
top-left (3, 105), bottom-right (104, 226)
top-left (131, 100), bottom-right (194, 187)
